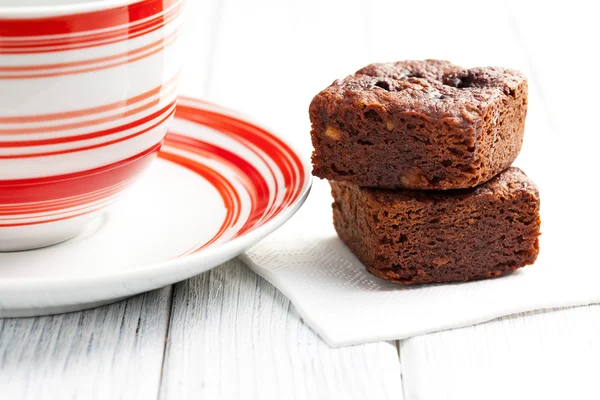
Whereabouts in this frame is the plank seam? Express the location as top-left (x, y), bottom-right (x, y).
top-left (156, 285), bottom-right (175, 400)
top-left (397, 340), bottom-right (407, 400)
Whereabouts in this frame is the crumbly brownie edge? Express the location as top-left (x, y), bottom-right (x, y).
top-left (330, 168), bottom-right (541, 284)
top-left (311, 60), bottom-right (528, 189)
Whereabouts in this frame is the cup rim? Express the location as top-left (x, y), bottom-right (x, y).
top-left (0, 0), bottom-right (148, 18)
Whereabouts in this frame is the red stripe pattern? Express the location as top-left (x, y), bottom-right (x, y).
top-left (0, 0), bottom-right (182, 78)
top-left (0, 98), bottom-right (308, 248)
top-left (0, 0), bottom-right (183, 54)
top-left (0, 142), bottom-right (161, 227)
top-left (0, 0), bottom-right (183, 231)
top-left (0, 0), bottom-right (179, 37)
top-left (158, 98), bottom-right (308, 255)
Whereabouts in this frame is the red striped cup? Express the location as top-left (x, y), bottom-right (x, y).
top-left (0, 0), bottom-right (183, 251)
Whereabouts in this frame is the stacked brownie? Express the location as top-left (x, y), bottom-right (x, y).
top-left (309, 60), bottom-right (541, 284)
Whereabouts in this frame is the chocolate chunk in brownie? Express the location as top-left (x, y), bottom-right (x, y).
top-left (311, 60), bottom-right (528, 189)
top-left (331, 167), bottom-right (541, 284)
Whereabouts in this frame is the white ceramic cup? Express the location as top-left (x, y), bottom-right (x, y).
top-left (0, 0), bottom-right (183, 251)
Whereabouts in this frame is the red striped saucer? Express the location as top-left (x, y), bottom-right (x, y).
top-left (0, 98), bottom-right (312, 317)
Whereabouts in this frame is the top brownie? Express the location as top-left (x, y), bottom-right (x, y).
top-left (310, 60), bottom-right (528, 189)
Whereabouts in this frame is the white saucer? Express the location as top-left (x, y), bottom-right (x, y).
top-left (0, 97), bottom-right (311, 317)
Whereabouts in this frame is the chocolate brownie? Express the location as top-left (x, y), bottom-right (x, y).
top-left (311, 60), bottom-right (528, 189)
top-left (331, 167), bottom-right (540, 284)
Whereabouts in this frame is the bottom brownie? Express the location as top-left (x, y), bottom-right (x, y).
top-left (331, 167), bottom-right (541, 284)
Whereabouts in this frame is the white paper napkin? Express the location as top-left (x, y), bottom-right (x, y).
top-left (240, 142), bottom-right (599, 347)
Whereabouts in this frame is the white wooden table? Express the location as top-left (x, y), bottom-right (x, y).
top-left (2, 0), bottom-right (598, 398)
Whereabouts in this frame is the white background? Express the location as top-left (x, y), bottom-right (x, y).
top-left (1, 0), bottom-right (599, 399)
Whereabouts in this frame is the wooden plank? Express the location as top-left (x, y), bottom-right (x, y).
top-left (401, 306), bottom-right (600, 400)
top-left (159, 260), bottom-right (403, 400)
top-left (0, 289), bottom-right (172, 400)
top-left (160, 0), bottom-right (403, 397)
top-left (164, 0), bottom-right (597, 399)
top-left (0, 0), bottom-right (220, 397)
top-left (387, 1), bottom-right (600, 399)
